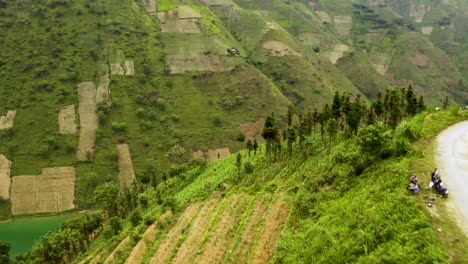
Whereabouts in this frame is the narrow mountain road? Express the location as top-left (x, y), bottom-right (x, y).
top-left (436, 121), bottom-right (468, 235)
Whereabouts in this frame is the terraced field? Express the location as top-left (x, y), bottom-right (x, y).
top-left (83, 192), bottom-right (291, 264)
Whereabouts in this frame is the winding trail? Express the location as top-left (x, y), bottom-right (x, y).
top-left (436, 121), bottom-right (468, 235)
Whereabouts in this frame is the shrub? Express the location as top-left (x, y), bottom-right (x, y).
top-left (129, 210), bottom-right (142, 227)
top-left (111, 122), bottom-right (128, 133)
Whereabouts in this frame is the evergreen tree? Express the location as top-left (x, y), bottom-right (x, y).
top-left (246, 139), bottom-right (253, 155)
top-left (287, 127), bottom-right (296, 154)
top-left (287, 105), bottom-right (294, 126)
top-left (417, 96), bottom-right (426, 113)
top-left (443, 96), bottom-right (450, 110)
top-left (373, 92), bottom-right (384, 118)
top-left (331, 91), bottom-right (342, 119)
top-left (262, 113), bottom-right (278, 157)
top-left (235, 153), bottom-right (242, 175)
top-left (405, 85), bottom-right (418, 116)
top-left (366, 107), bottom-right (377, 125)
top-left (388, 89), bottom-right (404, 129)
top-left (253, 138), bottom-right (258, 154)
top-left (347, 94), bottom-right (364, 134)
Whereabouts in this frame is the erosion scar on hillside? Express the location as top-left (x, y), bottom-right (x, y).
top-left (77, 82), bottom-right (98, 161)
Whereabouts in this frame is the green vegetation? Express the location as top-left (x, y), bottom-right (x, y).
top-left (1, 0), bottom-right (468, 262)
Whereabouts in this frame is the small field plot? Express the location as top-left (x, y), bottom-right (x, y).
top-left (76, 82), bottom-right (98, 161)
top-left (0, 110), bottom-right (16, 130)
top-left (10, 167), bottom-right (76, 215)
top-left (166, 54), bottom-right (241, 74)
top-left (333, 16), bottom-right (352, 36)
top-left (116, 144), bottom-right (136, 192)
top-left (0, 154), bottom-right (12, 200)
top-left (207, 148), bottom-right (231, 161)
top-left (162, 34), bottom-right (242, 73)
top-left (158, 6), bottom-right (202, 33)
top-left (58, 105), bottom-right (77, 135)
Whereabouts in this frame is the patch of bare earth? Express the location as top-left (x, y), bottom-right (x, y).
top-left (124, 61), bottom-right (135, 76)
top-left (0, 110), bottom-right (16, 130)
top-left (250, 192), bottom-right (291, 264)
top-left (166, 54), bottom-right (239, 74)
top-left (333, 16), bottom-right (352, 36)
top-left (0, 154), bottom-right (12, 200)
top-left (10, 167), bottom-right (76, 215)
top-left (193, 194), bottom-right (248, 264)
top-left (207, 148), bottom-right (231, 162)
top-left (263, 41), bottom-right (296, 57)
top-left (103, 236), bottom-right (131, 264)
top-left (124, 212), bottom-right (172, 264)
top-left (58, 105), bottom-right (77, 134)
top-left (116, 144), bottom-right (137, 192)
top-left (308, 0), bottom-right (318, 11)
top-left (409, 4), bottom-right (429, 23)
top-left (192, 150), bottom-right (204, 159)
top-left (369, 52), bottom-right (390, 75)
top-left (201, 0), bottom-right (231, 6)
top-left (110, 63), bottom-right (125, 76)
top-left (149, 202), bottom-right (202, 264)
top-left (240, 118), bottom-right (265, 143)
top-left (157, 7), bottom-right (201, 33)
top-left (76, 82), bottom-right (98, 161)
top-left (225, 197), bottom-right (269, 264)
top-left (410, 54), bottom-right (429, 66)
top-left (96, 73), bottom-right (111, 106)
top-left (142, 0), bottom-right (156, 15)
top-left (421, 26), bottom-right (433, 35)
top-left (172, 198), bottom-right (221, 264)
top-left (315, 11), bottom-right (332, 24)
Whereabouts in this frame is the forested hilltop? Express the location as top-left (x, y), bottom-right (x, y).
top-left (4, 90), bottom-right (468, 263)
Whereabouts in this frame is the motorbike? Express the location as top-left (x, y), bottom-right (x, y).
top-left (429, 180), bottom-right (449, 198)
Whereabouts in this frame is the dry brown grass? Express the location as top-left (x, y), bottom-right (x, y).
top-left (193, 195), bottom-right (248, 264)
top-left (58, 105), bottom-right (77, 134)
top-left (103, 236), bottom-right (131, 264)
top-left (263, 41), bottom-right (297, 57)
top-left (166, 54), bottom-right (240, 74)
top-left (116, 144), bottom-right (137, 192)
top-left (10, 167), bottom-right (76, 215)
top-left (96, 73), bottom-right (111, 106)
top-left (0, 110), bottom-right (16, 130)
top-left (240, 118), bottom-right (265, 143)
top-left (124, 212), bottom-right (173, 264)
top-left (250, 192), bottom-right (291, 264)
top-left (410, 54), bottom-right (429, 66)
top-left (315, 11), bottom-right (332, 24)
top-left (0, 154), bottom-right (12, 200)
top-left (149, 202), bottom-right (202, 264)
top-left (77, 82), bottom-right (98, 161)
top-left (207, 148), bottom-right (231, 161)
top-left (173, 199), bottom-right (221, 264)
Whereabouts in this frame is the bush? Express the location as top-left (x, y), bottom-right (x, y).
top-left (129, 210), bottom-right (142, 227)
top-left (111, 122), bottom-right (128, 133)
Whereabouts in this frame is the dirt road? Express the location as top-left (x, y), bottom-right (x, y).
top-left (436, 121), bottom-right (468, 235)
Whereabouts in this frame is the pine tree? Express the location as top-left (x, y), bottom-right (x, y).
top-left (262, 113), bottom-right (278, 157)
top-left (373, 92), bottom-right (384, 118)
top-left (366, 107), bottom-right (377, 125)
top-left (443, 96), bottom-right (450, 110)
top-left (246, 139), bottom-right (253, 155)
top-left (253, 138), bottom-right (258, 154)
top-left (417, 96), bottom-right (426, 113)
top-left (405, 85), bottom-right (418, 116)
top-left (331, 91), bottom-right (342, 119)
